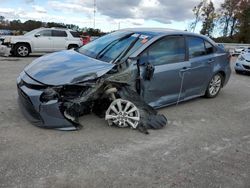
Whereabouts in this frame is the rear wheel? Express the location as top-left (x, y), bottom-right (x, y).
top-left (14, 44), bottom-right (30, 57)
top-left (205, 73), bottom-right (223, 98)
top-left (68, 44), bottom-right (78, 50)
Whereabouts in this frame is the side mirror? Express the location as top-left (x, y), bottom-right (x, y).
top-left (34, 34), bottom-right (41, 37)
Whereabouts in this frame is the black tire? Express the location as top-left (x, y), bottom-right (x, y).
top-left (68, 44), bottom-right (78, 50)
top-left (14, 43), bottom-right (30, 57)
top-left (205, 73), bottom-right (223, 98)
top-left (235, 70), bottom-right (242, 74)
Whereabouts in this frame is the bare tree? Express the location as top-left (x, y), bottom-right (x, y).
top-left (190, 1), bottom-right (204, 32)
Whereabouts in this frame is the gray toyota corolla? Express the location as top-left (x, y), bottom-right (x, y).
top-left (17, 28), bottom-right (231, 131)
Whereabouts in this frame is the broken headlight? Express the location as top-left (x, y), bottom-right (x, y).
top-left (40, 88), bottom-right (59, 103)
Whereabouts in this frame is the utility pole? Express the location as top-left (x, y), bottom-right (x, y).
top-left (93, 0), bottom-right (96, 29)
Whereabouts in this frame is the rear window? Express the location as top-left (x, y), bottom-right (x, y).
top-left (188, 37), bottom-right (206, 58)
top-left (52, 30), bottom-right (67, 37)
top-left (70, 31), bottom-right (81, 38)
top-left (205, 41), bottom-right (214, 54)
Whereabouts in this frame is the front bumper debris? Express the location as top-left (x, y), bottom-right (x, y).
top-left (0, 45), bottom-right (11, 57)
top-left (17, 62), bottom-right (168, 133)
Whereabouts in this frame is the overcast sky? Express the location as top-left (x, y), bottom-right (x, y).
top-left (0, 0), bottom-right (224, 32)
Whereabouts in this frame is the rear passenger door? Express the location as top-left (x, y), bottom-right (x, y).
top-left (183, 36), bottom-right (215, 98)
top-left (52, 30), bottom-right (68, 51)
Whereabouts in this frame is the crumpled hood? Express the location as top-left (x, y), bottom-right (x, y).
top-left (24, 50), bottom-right (114, 85)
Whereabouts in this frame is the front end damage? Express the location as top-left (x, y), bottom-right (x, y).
top-left (17, 56), bottom-right (167, 133)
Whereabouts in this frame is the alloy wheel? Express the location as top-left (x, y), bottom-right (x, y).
top-left (17, 46), bottom-right (29, 57)
top-left (208, 74), bottom-right (222, 96)
top-left (105, 99), bottom-right (140, 129)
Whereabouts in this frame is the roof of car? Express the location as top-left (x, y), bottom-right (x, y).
top-left (121, 27), bottom-right (215, 44)
top-left (122, 28), bottom-right (200, 36)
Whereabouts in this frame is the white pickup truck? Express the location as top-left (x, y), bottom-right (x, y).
top-left (3, 27), bottom-right (83, 57)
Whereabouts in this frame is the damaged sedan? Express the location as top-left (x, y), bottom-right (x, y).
top-left (17, 28), bottom-right (231, 132)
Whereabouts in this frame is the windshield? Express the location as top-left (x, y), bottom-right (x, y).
top-left (24, 29), bottom-right (40, 36)
top-left (77, 31), bottom-right (152, 63)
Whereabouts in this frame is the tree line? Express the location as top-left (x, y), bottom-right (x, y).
top-left (0, 16), bottom-right (105, 36)
top-left (190, 0), bottom-right (250, 43)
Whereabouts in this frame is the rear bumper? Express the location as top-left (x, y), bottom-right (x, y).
top-left (17, 72), bottom-right (79, 130)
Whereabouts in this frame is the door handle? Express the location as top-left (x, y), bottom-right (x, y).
top-left (207, 59), bottom-right (215, 64)
top-left (180, 67), bottom-right (191, 72)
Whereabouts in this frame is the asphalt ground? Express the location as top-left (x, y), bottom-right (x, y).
top-left (0, 55), bottom-right (249, 188)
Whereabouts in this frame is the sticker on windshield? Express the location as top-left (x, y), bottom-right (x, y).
top-left (132, 34), bottom-right (140, 37)
top-left (139, 35), bottom-right (149, 39)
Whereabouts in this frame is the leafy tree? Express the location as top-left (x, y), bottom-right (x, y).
top-left (219, 0), bottom-right (240, 37)
top-left (0, 15), bottom-right (5, 24)
top-left (0, 17), bottom-right (105, 36)
top-left (200, 1), bottom-right (216, 36)
top-left (237, 0), bottom-right (250, 43)
top-left (190, 1), bottom-right (204, 32)
top-left (9, 20), bottom-right (22, 30)
top-left (23, 20), bottom-right (43, 31)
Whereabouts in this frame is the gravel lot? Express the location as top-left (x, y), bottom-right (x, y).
top-left (0, 55), bottom-right (249, 188)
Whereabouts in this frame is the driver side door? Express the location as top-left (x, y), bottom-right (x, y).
top-left (139, 36), bottom-right (189, 108)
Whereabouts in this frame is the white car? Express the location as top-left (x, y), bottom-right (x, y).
top-left (232, 46), bottom-right (245, 56)
top-left (3, 28), bottom-right (83, 57)
top-left (234, 53), bottom-right (250, 74)
top-left (240, 47), bottom-right (250, 55)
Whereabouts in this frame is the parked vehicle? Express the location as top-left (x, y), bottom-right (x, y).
top-left (3, 27), bottom-right (83, 57)
top-left (81, 35), bottom-right (91, 45)
top-left (234, 53), bottom-right (250, 74)
top-left (232, 46), bottom-right (245, 56)
top-left (240, 47), bottom-right (250, 55)
top-left (0, 29), bottom-right (13, 36)
top-left (17, 28), bottom-right (231, 130)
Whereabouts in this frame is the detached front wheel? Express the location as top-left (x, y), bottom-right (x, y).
top-left (105, 99), bottom-right (140, 129)
top-left (205, 73), bottom-right (223, 98)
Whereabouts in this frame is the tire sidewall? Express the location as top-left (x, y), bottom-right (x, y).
top-left (68, 44), bottom-right (78, 50)
top-left (15, 44), bottom-right (30, 57)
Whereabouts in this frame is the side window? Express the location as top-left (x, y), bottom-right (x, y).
top-left (205, 41), bottom-right (214, 54)
top-left (36, 30), bottom-right (52, 37)
top-left (52, 30), bottom-right (67, 37)
top-left (140, 36), bottom-right (186, 66)
top-left (187, 37), bottom-right (206, 58)
top-left (70, 31), bottom-right (80, 38)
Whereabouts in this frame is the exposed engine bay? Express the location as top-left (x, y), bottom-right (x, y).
top-left (37, 61), bottom-right (167, 134)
